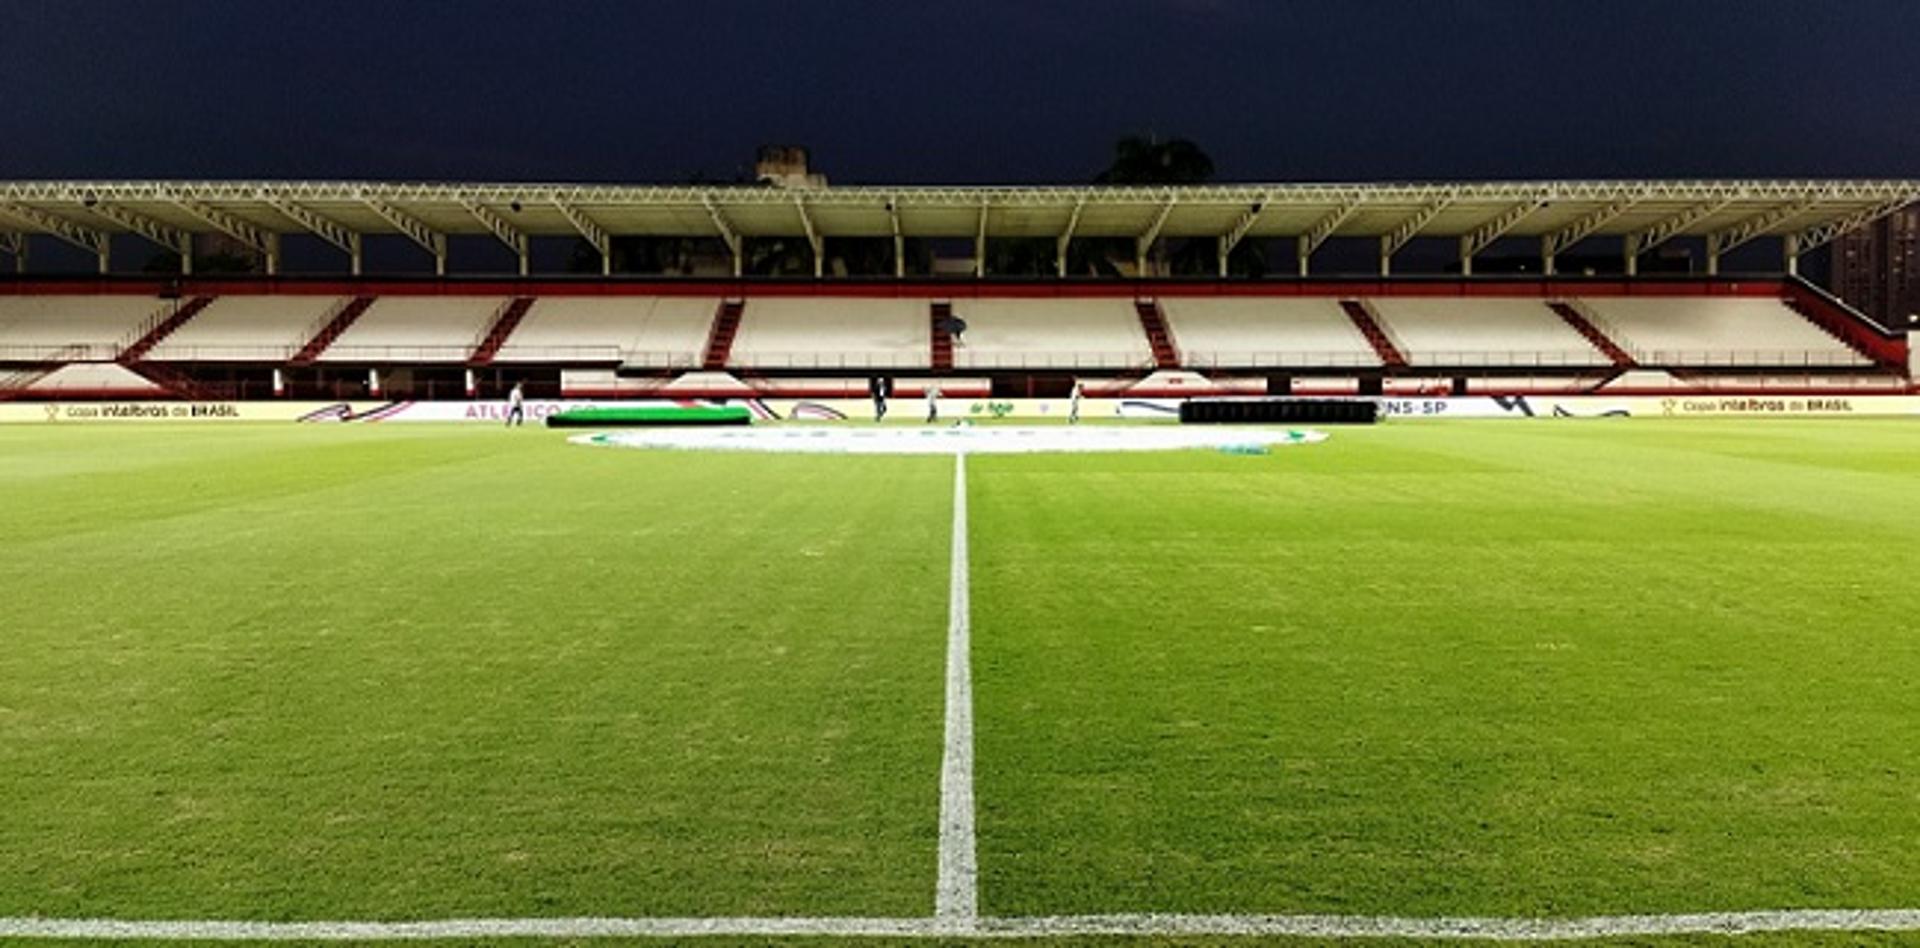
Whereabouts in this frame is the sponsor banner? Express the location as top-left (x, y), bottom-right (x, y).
top-left (353, 398), bottom-right (1122, 422)
top-left (6, 395), bottom-right (1915, 425)
top-left (0, 401), bottom-right (384, 423)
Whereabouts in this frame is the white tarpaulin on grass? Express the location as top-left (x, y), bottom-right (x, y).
top-left (572, 425), bottom-right (1327, 455)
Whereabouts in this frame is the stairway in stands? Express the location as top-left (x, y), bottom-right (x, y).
top-left (1133, 298), bottom-right (1181, 369)
top-left (1779, 283), bottom-right (1903, 369)
top-left (1338, 299), bottom-right (1408, 368)
top-left (1548, 301), bottom-right (1638, 368)
top-left (118, 295), bottom-right (215, 364)
top-left (930, 301), bottom-right (955, 372)
top-left (126, 361), bottom-right (222, 400)
top-left (469, 297), bottom-right (536, 366)
top-left (701, 299), bottom-right (745, 370)
top-left (0, 366), bottom-right (54, 401)
top-left (291, 296), bottom-right (377, 366)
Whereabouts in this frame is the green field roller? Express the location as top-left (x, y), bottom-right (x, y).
top-left (545, 405), bottom-right (752, 428)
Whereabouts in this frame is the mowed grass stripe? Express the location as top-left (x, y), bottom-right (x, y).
top-left (971, 419), bottom-right (1920, 917)
top-left (0, 425), bottom-right (950, 919)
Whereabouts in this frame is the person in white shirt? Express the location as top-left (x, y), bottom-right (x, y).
top-left (925, 384), bottom-right (941, 424)
top-left (1068, 380), bottom-right (1084, 425)
top-left (505, 381), bottom-right (525, 427)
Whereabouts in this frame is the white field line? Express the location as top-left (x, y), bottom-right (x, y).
top-left (935, 450), bottom-right (980, 924)
top-left (7, 910), bottom-right (1920, 941)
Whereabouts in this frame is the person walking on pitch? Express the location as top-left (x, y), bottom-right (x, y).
top-left (1068, 380), bottom-right (1084, 425)
top-left (925, 384), bottom-right (941, 424)
top-left (869, 375), bottom-right (893, 421)
top-left (505, 381), bottom-right (526, 427)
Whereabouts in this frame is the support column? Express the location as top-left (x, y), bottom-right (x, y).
top-left (369, 368), bottom-right (381, 397)
top-left (1705, 252), bottom-right (1719, 276)
top-left (1217, 236), bottom-right (1230, 277)
top-left (731, 246), bottom-right (743, 277)
top-left (1296, 236), bottom-right (1310, 277)
top-left (10, 234), bottom-right (24, 274)
top-left (465, 368), bottom-right (477, 398)
top-left (1378, 236), bottom-right (1392, 277)
top-left (1541, 236), bottom-right (1555, 276)
top-left (894, 234), bottom-right (906, 278)
top-left (272, 368), bottom-right (285, 397)
top-left (1783, 233), bottom-right (1800, 277)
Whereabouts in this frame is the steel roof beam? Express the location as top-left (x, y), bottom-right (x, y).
top-left (1136, 196), bottom-right (1176, 277)
top-left (0, 203), bottom-right (111, 272)
top-left (1458, 200), bottom-right (1543, 275)
top-left (1793, 197), bottom-right (1915, 253)
top-left (1056, 196), bottom-right (1085, 277)
top-left (1703, 199), bottom-right (1816, 274)
top-left (702, 196), bottom-right (742, 276)
top-left (461, 197), bottom-right (530, 275)
top-left (4, 179), bottom-right (1918, 212)
top-left (86, 202), bottom-right (192, 270)
top-left (1624, 198), bottom-right (1734, 275)
top-left (887, 196), bottom-right (904, 277)
top-left (1540, 198), bottom-right (1637, 274)
top-left (794, 197), bottom-right (822, 277)
top-left (975, 202), bottom-right (990, 278)
top-left (1379, 198), bottom-right (1453, 275)
top-left (1, 230), bottom-right (24, 273)
top-left (1295, 202), bottom-right (1359, 275)
top-left (172, 195), bottom-right (278, 274)
top-left (364, 196), bottom-right (448, 275)
top-left (265, 197), bottom-right (363, 274)
top-left (554, 200), bottom-right (610, 276)
top-left (1217, 196), bottom-right (1268, 277)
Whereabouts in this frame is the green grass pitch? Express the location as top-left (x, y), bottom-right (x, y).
top-left (2, 418), bottom-right (1919, 942)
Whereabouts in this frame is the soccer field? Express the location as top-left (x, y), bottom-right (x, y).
top-left (3, 419), bottom-right (1919, 943)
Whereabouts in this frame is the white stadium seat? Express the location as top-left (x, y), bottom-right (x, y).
top-left (497, 297), bottom-right (718, 366)
top-left (1159, 298), bottom-right (1380, 368)
top-left (950, 299), bottom-right (1152, 370)
top-left (1367, 298), bottom-right (1611, 367)
top-left (0, 296), bottom-right (169, 360)
top-left (319, 297), bottom-right (505, 363)
top-left (728, 298), bottom-right (930, 369)
top-left (148, 296), bottom-right (345, 362)
top-left (1577, 297), bottom-right (1864, 366)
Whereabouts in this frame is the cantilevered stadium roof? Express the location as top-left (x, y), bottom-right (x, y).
top-left (2, 179), bottom-right (1916, 276)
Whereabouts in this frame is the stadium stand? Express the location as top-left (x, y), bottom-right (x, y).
top-left (319, 296), bottom-right (503, 363)
top-left (1159, 298), bottom-right (1382, 368)
top-left (949, 298), bottom-right (1154, 370)
top-left (493, 297), bottom-right (713, 366)
top-left (1367, 298), bottom-right (1613, 367)
top-left (728, 298), bottom-right (931, 369)
top-left (0, 296), bottom-right (166, 361)
top-left (147, 295), bottom-right (346, 362)
top-left (1577, 297), bottom-right (1867, 367)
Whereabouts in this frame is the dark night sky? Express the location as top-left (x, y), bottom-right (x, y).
top-left (2, 0), bottom-right (1917, 185)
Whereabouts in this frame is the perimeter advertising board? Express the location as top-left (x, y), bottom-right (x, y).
top-left (3, 395), bottom-right (1916, 424)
